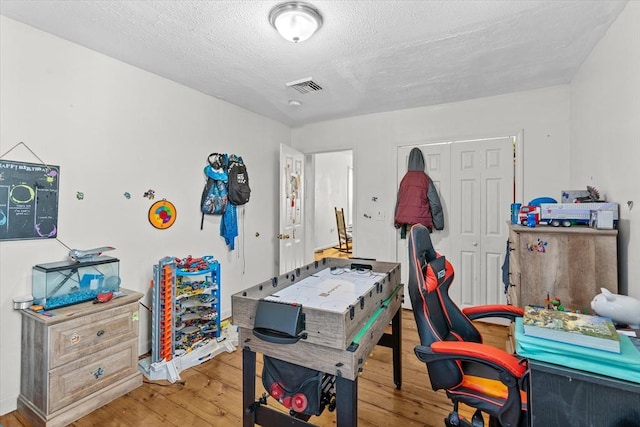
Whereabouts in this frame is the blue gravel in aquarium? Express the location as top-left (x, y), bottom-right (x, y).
top-left (45, 290), bottom-right (99, 309)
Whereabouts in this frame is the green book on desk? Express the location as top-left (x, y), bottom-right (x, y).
top-left (523, 306), bottom-right (620, 353)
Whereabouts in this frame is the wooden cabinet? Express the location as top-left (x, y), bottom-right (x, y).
top-left (17, 289), bottom-right (143, 427)
top-left (507, 224), bottom-right (618, 312)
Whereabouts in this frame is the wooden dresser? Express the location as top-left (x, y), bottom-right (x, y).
top-left (17, 289), bottom-right (143, 427)
top-left (507, 223), bottom-right (618, 312)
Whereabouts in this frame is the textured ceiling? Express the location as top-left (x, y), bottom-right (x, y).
top-left (0, 0), bottom-right (628, 127)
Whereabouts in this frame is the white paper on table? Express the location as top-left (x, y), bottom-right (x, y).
top-left (264, 268), bottom-right (385, 312)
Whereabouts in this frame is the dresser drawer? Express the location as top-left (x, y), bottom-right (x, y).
top-left (49, 303), bottom-right (138, 369)
top-left (48, 339), bottom-right (138, 413)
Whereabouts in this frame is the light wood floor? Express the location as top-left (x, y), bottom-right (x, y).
top-left (1, 310), bottom-right (510, 427)
top-left (314, 245), bottom-right (352, 261)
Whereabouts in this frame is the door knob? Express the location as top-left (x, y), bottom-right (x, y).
top-left (472, 242), bottom-right (478, 247)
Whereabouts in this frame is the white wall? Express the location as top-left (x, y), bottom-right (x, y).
top-left (569, 1), bottom-right (640, 299)
top-left (314, 151), bottom-right (352, 250)
top-left (0, 17), bottom-right (290, 414)
top-left (292, 86), bottom-right (571, 262)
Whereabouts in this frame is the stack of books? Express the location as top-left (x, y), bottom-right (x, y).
top-left (523, 306), bottom-right (621, 353)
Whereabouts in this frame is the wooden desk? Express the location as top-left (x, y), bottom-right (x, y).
top-left (232, 258), bottom-right (403, 427)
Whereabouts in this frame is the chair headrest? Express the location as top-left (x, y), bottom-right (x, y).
top-left (409, 224), bottom-right (437, 265)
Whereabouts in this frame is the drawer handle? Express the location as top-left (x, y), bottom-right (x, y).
top-left (97, 329), bottom-right (105, 337)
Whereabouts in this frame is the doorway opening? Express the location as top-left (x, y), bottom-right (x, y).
top-left (306, 150), bottom-right (353, 261)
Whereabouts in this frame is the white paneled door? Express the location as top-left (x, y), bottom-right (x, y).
top-left (279, 144), bottom-right (305, 274)
top-left (397, 137), bottom-right (514, 309)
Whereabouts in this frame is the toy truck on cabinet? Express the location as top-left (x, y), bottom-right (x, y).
top-left (539, 203), bottom-right (618, 227)
top-left (517, 205), bottom-right (541, 226)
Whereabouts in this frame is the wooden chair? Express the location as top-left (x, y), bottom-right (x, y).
top-left (334, 207), bottom-right (352, 253)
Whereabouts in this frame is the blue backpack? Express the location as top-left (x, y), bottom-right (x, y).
top-left (200, 153), bottom-right (228, 229)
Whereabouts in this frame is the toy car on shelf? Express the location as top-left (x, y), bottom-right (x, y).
top-left (517, 205), bottom-right (541, 226)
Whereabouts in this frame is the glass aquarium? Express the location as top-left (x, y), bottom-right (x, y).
top-left (32, 256), bottom-right (121, 309)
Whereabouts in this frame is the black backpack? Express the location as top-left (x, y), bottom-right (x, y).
top-left (227, 155), bottom-right (251, 205)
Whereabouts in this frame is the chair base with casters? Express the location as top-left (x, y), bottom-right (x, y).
top-left (442, 403), bottom-right (496, 427)
top-left (408, 223), bottom-right (529, 427)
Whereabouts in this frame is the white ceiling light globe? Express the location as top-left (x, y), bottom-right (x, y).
top-left (269, 2), bottom-right (323, 43)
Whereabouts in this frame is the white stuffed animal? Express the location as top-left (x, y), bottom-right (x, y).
top-left (591, 288), bottom-right (640, 329)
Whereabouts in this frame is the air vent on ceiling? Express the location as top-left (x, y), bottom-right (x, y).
top-left (286, 77), bottom-right (323, 94)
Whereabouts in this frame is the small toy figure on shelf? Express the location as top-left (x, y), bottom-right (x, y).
top-left (552, 298), bottom-right (564, 312)
top-left (545, 293), bottom-right (565, 311)
top-left (576, 186), bottom-right (601, 202)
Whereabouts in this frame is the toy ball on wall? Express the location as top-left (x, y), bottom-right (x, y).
top-left (148, 199), bottom-right (176, 229)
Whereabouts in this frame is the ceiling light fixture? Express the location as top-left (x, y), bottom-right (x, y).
top-left (269, 1), bottom-right (323, 43)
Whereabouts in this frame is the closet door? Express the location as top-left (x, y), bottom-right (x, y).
top-left (449, 137), bottom-right (513, 306)
top-left (396, 143), bottom-right (450, 309)
top-left (397, 136), bottom-right (513, 308)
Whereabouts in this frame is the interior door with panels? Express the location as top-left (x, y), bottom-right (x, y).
top-left (397, 136), bottom-right (513, 309)
top-left (279, 143), bottom-right (305, 274)
top-left (396, 143), bottom-right (450, 309)
top-left (450, 137), bottom-right (513, 307)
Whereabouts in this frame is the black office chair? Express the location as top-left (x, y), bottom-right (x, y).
top-left (408, 224), bottom-right (529, 427)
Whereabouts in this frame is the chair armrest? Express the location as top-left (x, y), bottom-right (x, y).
top-left (416, 341), bottom-right (527, 379)
top-left (462, 304), bottom-right (524, 321)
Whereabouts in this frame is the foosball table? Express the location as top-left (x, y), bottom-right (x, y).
top-left (232, 257), bottom-right (403, 427)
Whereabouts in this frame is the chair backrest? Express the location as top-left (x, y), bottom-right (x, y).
top-left (407, 224), bottom-right (482, 390)
top-left (334, 207), bottom-right (350, 241)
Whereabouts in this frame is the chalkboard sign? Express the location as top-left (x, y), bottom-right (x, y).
top-left (0, 160), bottom-right (60, 241)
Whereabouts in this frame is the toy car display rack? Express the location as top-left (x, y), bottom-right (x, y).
top-left (140, 255), bottom-right (236, 383)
